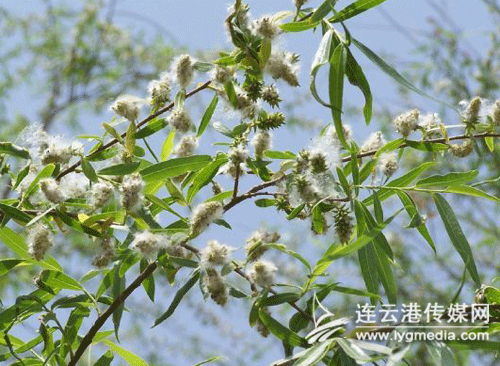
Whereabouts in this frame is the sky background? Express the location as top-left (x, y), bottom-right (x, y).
top-left (2, 1), bottom-right (497, 365)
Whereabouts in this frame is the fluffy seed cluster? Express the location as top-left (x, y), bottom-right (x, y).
top-left (266, 52), bottom-right (300, 87)
top-left (245, 230), bottom-right (280, 262)
top-left (189, 201), bottom-right (224, 236)
top-left (90, 181), bottom-right (114, 208)
top-left (174, 135), bottom-right (198, 157)
top-left (252, 16), bottom-right (280, 39)
top-left (261, 85), bottom-right (281, 108)
top-left (492, 101), bottom-right (500, 126)
top-left (248, 260), bottom-right (277, 287)
top-left (168, 108), bottom-right (192, 133)
top-left (110, 95), bottom-right (144, 121)
top-left (378, 152), bottom-right (398, 177)
top-left (130, 231), bottom-right (163, 258)
top-left (40, 178), bottom-right (65, 203)
top-left (174, 54), bottom-right (194, 89)
top-left (450, 139), bottom-right (474, 157)
top-left (333, 205), bottom-right (353, 244)
top-left (200, 240), bottom-right (231, 267)
top-left (393, 109), bottom-right (419, 137)
top-left (419, 113), bottom-right (442, 139)
top-left (252, 130), bottom-right (272, 158)
top-left (203, 267), bottom-right (227, 306)
top-left (119, 173), bottom-right (144, 211)
top-left (211, 65), bottom-right (234, 85)
top-left (463, 97), bottom-right (481, 128)
top-left (22, 124), bottom-right (83, 166)
top-left (92, 237), bottom-right (115, 268)
top-left (28, 223), bottom-right (53, 261)
top-left (223, 145), bottom-right (249, 178)
top-left (148, 72), bottom-right (171, 110)
top-left (234, 91), bottom-right (258, 119)
top-left (327, 124), bottom-right (352, 146)
top-left (309, 151), bottom-right (329, 174)
top-left (293, 175), bottom-right (318, 204)
top-left (360, 131), bottom-right (386, 153)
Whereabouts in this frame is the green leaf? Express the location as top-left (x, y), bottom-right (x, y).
top-left (363, 161), bottom-right (437, 205)
top-left (0, 203), bottom-right (32, 224)
top-left (224, 81), bottom-right (239, 108)
top-left (310, 29), bottom-right (335, 108)
top-left (416, 171), bottom-right (478, 187)
top-left (0, 259), bottom-right (25, 277)
top-left (94, 350), bottom-right (114, 366)
top-left (259, 37), bottom-right (272, 68)
top-left (100, 339), bottom-right (148, 366)
top-left (345, 48), bottom-right (372, 123)
top-left (329, 43), bottom-right (347, 147)
top-left (254, 198), bottom-right (276, 207)
top-left (433, 194), bottom-right (481, 288)
top-left (329, 0), bottom-right (387, 23)
top-left (187, 155), bottom-right (228, 203)
top-left (352, 38), bottom-right (456, 110)
top-left (260, 292), bottom-right (301, 307)
top-left (485, 136), bottom-right (495, 152)
top-left (0, 227), bottom-right (61, 271)
top-left (153, 269), bottom-right (200, 327)
top-left (125, 121), bottom-right (137, 156)
top-left (444, 184), bottom-right (500, 203)
top-left (197, 94), bottom-right (218, 137)
top-left (0, 142), bottom-right (30, 159)
top-left (134, 118), bottom-right (167, 139)
top-left (258, 308), bottom-right (308, 347)
top-left (212, 121), bottom-right (234, 138)
top-left (98, 162), bottom-right (140, 176)
top-left (264, 150), bottom-right (296, 159)
top-left (140, 259), bottom-right (155, 302)
top-left (39, 270), bottom-right (84, 291)
top-left (55, 208), bottom-right (101, 237)
top-left (13, 163), bottom-right (30, 190)
top-left (307, 210), bottom-right (400, 287)
top-left (396, 191), bottom-right (436, 253)
top-left (81, 158), bottom-right (98, 183)
top-left (140, 155), bottom-right (212, 182)
top-left (112, 265), bottom-right (125, 340)
top-left (24, 164), bottom-right (55, 197)
top-left (311, 0), bottom-right (337, 22)
top-left (280, 20), bottom-right (320, 32)
top-left (102, 123), bottom-right (123, 142)
top-left (287, 204), bottom-right (305, 220)
top-left (145, 194), bottom-right (184, 220)
top-left (374, 138), bottom-right (404, 157)
top-left (160, 129), bottom-right (176, 161)
top-left (371, 241), bottom-right (397, 304)
top-left (312, 204), bottom-right (326, 234)
top-left (405, 139), bottom-right (449, 152)
top-left (327, 285), bottom-right (380, 299)
top-left (294, 340), bottom-right (336, 366)
top-left (194, 356), bottom-right (226, 366)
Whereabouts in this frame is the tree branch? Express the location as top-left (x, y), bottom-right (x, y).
top-left (67, 261), bottom-right (158, 366)
top-left (57, 80), bottom-right (212, 180)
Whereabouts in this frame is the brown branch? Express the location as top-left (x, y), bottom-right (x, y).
top-left (342, 132), bottom-right (500, 163)
top-left (224, 175), bottom-right (286, 212)
top-left (67, 261), bottom-right (158, 366)
top-left (57, 80), bottom-right (212, 180)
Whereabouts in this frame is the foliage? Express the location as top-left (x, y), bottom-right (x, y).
top-left (0, 1), bottom-right (500, 365)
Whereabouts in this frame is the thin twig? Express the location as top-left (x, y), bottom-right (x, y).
top-left (57, 80), bottom-right (212, 180)
top-left (232, 164), bottom-right (241, 200)
top-left (67, 261), bottom-right (158, 366)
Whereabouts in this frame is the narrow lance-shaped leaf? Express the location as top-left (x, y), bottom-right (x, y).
top-left (329, 0), bottom-right (387, 23)
top-left (153, 269), bottom-right (200, 327)
top-left (161, 129), bottom-right (176, 161)
top-left (197, 94), bottom-right (218, 137)
top-left (310, 29), bottom-right (335, 108)
top-left (140, 155), bottom-right (212, 182)
top-left (0, 142), bottom-right (30, 159)
top-left (432, 194), bottom-right (481, 288)
top-left (352, 38), bottom-right (457, 111)
top-left (345, 48), bottom-right (372, 124)
top-left (396, 191), bottom-right (436, 253)
top-left (258, 308), bottom-right (309, 348)
top-left (329, 43), bottom-right (347, 147)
